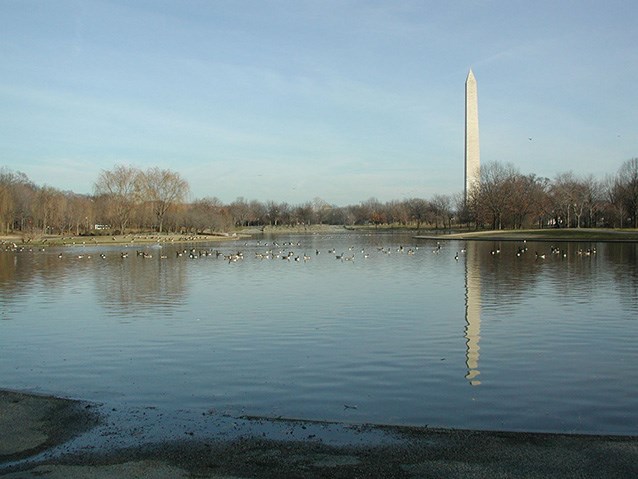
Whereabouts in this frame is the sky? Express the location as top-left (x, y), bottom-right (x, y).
top-left (1, 0), bottom-right (637, 206)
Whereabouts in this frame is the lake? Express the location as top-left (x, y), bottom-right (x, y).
top-left (1, 232), bottom-right (637, 435)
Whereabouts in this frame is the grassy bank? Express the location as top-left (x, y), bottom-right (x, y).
top-left (3, 227), bottom-right (638, 247)
top-left (415, 228), bottom-right (638, 242)
top-left (0, 232), bottom-right (249, 247)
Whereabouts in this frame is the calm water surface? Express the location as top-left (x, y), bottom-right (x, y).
top-left (1, 233), bottom-right (637, 435)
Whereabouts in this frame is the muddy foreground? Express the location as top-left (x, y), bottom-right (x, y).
top-left (1, 389), bottom-right (637, 478)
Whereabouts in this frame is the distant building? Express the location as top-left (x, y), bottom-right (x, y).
top-left (464, 69), bottom-right (480, 204)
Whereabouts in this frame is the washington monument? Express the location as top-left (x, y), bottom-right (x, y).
top-left (464, 69), bottom-right (480, 203)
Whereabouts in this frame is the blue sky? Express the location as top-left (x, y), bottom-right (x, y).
top-left (1, 1), bottom-right (636, 205)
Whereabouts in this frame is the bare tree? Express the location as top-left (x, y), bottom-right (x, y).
top-left (248, 200), bottom-right (266, 226)
top-left (407, 198), bottom-right (429, 230)
top-left (188, 197), bottom-right (228, 233)
top-left (312, 197), bottom-right (331, 224)
top-left (509, 174), bottom-right (549, 229)
top-left (265, 200), bottom-right (280, 226)
top-left (64, 193), bottom-right (95, 235)
top-left (94, 165), bottom-right (142, 233)
top-left (431, 194), bottom-right (452, 229)
top-left (549, 172), bottom-right (576, 227)
top-left (584, 177), bottom-right (604, 227)
top-left (361, 197), bottom-right (384, 226)
top-left (471, 161), bottom-right (519, 230)
top-left (549, 172), bottom-right (597, 228)
top-left (33, 186), bottom-right (65, 234)
top-left (292, 202), bottom-right (314, 225)
top-left (229, 197), bottom-right (250, 227)
top-left (0, 168), bottom-right (17, 234)
top-left (617, 158), bottom-right (638, 228)
top-left (602, 174), bottom-right (625, 228)
top-left (0, 168), bottom-right (35, 234)
top-left (388, 200), bottom-right (410, 226)
top-left (139, 167), bottom-right (189, 233)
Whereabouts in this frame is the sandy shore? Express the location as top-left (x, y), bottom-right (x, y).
top-left (1, 390), bottom-right (636, 478)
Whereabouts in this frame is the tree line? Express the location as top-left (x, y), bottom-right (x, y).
top-left (466, 158), bottom-right (638, 230)
top-left (1, 158), bottom-right (637, 237)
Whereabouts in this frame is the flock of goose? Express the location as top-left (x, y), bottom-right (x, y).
top-left (32, 240), bottom-right (425, 263)
top-left (2, 238), bottom-right (598, 263)
top-left (486, 241), bottom-right (597, 260)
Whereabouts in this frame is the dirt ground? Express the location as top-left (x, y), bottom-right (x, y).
top-left (1, 390), bottom-right (637, 478)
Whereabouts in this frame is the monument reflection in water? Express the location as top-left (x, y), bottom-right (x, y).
top-left (464, 242), bottom-right (481, 386)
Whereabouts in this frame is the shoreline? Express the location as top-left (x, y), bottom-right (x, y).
top-left (1, 390), bottom-right (636, 478)
top-left (414, 227), bottom-right (638, 242)
top-left (2, 226), bottom-right (638, 248)
top-left (0, 233), bottom-right (248, 248)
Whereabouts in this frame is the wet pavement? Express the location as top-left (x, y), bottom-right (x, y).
top-left (1, 389), bottom-right (637, 478)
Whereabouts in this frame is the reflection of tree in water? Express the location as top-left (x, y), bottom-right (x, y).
top-left (473, 241), bottom-right (543, 309)
top-left (0, 249), bottom-right (188, 319)
top-left (463, 241), bottom-right (602, 386)
top-left (0, 252), bottom-right (25, 318)
top-left (1, 250), bottom-right (59, 287)
top-left (0, 250), bottom-right (21, 287)
top-left (95, 252), bottom-right (188, 317)
top-left (604, 242), bottom-right (638, 311)
top-left (463, 241), bottom-right (638, 387)
top-left (471, 241), bottom-right (630, 308)
top-left (0, 250), bottom-right (80, 318)
top-left (540, 243), bottom-right (605, 302)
